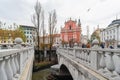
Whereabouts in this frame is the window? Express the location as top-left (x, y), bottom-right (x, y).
top-left (110, 36), bottom-right (112, 39)
top-left (107, 31), bottom-right (108, 34)
top-left (107, 36), bottom-right (109, 40)
top-left (27, 32), bottom-right (29, 34)
top-left (69, 25), bottom-right (71, 30)
top-left (27, 40), bottom-right (29, 42)
top-left (114, 35), bottom-right (115, 39)
top-left (110, 30), bottom-right (111, 34)
top-left (113, 29), bottom-right (115, 33)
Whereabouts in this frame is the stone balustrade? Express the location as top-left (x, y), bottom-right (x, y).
top-left (58, 39), bottom-right (120, 80)
top-left (0, 38), bottom-right (34, 80)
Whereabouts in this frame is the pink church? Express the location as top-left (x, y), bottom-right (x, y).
top-left (61, 18), bottom-right (82, 44)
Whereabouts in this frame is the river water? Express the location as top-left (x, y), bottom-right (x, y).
top-left (32, 69), bottom-right (51, 80)
top-left (32, 68), bottom-right (73, 80)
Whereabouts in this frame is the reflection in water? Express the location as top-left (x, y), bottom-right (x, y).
top-left (32, 69), bottom-right (51, 80)
top-left (32, 68), bottom-right (73, 80)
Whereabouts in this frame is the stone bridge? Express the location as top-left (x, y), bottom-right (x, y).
top-left (0, 38), bottom-right (34, 80)
top-left (57, 39), bottom-right (120, 80)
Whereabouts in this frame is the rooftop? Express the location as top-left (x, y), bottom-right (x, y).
top-left (20, 25), bottom-right (37, 29)
top-left (108, 19), bottom-right (120, 27)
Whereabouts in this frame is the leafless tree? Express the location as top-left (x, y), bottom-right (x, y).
top-left (48, 10), bottom-right (57, 61)
top-left (31, 0), bottom-right (42, 62)
top-left (41, 10), bottom-right (45, 49)
top-left (31, 0), bottom-right (42, 50)
top-left (41, 10), bottom-right (45, 61)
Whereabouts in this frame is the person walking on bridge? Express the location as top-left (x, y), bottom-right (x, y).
top-left (86, 42), bottom-right (90, 48)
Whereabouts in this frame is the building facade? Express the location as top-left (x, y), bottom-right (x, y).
top-left (81, 34), bottom-right (88, 44)
top-left (100, 19), bottom-right (120, 48)
top-left (91, 27), bottom-right (102, 43)
top-left (0, 29), bottom-right (13, 43)
top-left (20, 25), bottom-right (37, 45)
top-left (53, 34), bottom-right (61, 46)
top-left (61, 19), bottom-right (82, 44)
top-left (40, 34), bottom-right (61, 47)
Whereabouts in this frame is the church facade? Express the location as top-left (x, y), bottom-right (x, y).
top-left (61, 18), bottom-right (82, 44)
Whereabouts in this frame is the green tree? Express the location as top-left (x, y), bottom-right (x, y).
top-left (13, 27), bottom-right (26, 42)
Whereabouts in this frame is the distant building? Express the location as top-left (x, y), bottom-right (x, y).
top-left (40, 34), bottom-right (61, 47)
top-left (81, 35), bottom-right (88, 44)
top-left (61, 18), bottom-right (82, 44)
top-left (100, 19), bottom-right (120, 48)
top-left (0, 29), bottom-right (13, 43)
top-left (40, 35), bottom-right (49, 45)
top-left (91, 27), bottom-right (102, 43)
top-left (40, 34), bottom-right (61, 49)
top-left (20, 25), bottom-right (37, 45)
top-left (53, 34), bottom-right (61, 46)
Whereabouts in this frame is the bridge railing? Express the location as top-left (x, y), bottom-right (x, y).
top-left (58, 39), bottom-right (120, 79)
top-left (0, 38), bottom-right (34, 80)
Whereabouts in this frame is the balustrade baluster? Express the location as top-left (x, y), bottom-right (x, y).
top-left (77, 72), bottom-right (82, 80)
top-left (81, 74), bottom-right (85, 80)
top-left (106, 52), bottom-right (115, 72)
top-left (105, 52), bottom-right (116, 78)
top-left (19, 52), bottom-right (23, 73)
top-left (10, 55), bottom-right (17, 77)
top-left (4, 56), bottom-right (13, 80)
top-left (115, 53), bottom-right (120, 75)
top-left (75, 49), bottom-right (78, 60)
top-left (99, 51), bottom-right (106, 73)
top-left (82, 50), bottom-right (85, 64)
top-left (14, 53), bottom-right (20, 75)
top-left (23, 51), bottom-right (26, 66)
top-left (81, 50), bottom-right (84, 63)
top-left (80, 51), bottom-right (82, 62)
top-left (78, 50), bottom-right (81, 57)
top-left (84, 50), bottom-right (87, 64)
top-left (0, 58), bottom-right (7, 80)
top-left (86, 50), bottom-right (90, 66)
top-left (73, 49), bottom-right (76, 58)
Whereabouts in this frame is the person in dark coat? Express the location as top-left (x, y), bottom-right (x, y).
top-left (100, 43), bottom-right (105, 48)
top-left (86, 42), bottom-right (91, 48)
top-left (109, 45), bottom-right (114, 49)
top-left (82, 44), bottom-right (86, 48)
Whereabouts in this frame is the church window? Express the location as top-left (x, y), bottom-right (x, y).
top-left (69, 25), bottom-right (71, 30)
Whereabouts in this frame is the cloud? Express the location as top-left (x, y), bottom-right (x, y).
top-left (0, 0), bottom-right (120, 35)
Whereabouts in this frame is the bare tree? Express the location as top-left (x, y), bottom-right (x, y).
top-left (41, 10), bottom-right (45, 61)
top-left (31, 0), bottom-right (42, 50)
top-left (41, 10), bottom-right (45, 49)
top-left (31, 0), bottom-right (42, 62)
top-left (48, 10), bottom-right (57, 61)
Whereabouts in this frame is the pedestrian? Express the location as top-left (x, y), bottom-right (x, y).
top-left (86, 42), bottom-right (90, 48)
top-left (100, 43), bottom-right (105, 48)
top-left (109, 44), bottom-right (114, 49)
top-left (110, 46), bottom-right (113, 49)
top-left (82, 43), bottom-right (86, 48)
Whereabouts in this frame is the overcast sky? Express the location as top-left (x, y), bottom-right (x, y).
top-left (0, 0), bottom-right (120, 35)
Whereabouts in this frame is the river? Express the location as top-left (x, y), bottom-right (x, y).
top-left (32, 68), bottom-right (73, 80)
top-left (32, 69), bottom-right (51, 80)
